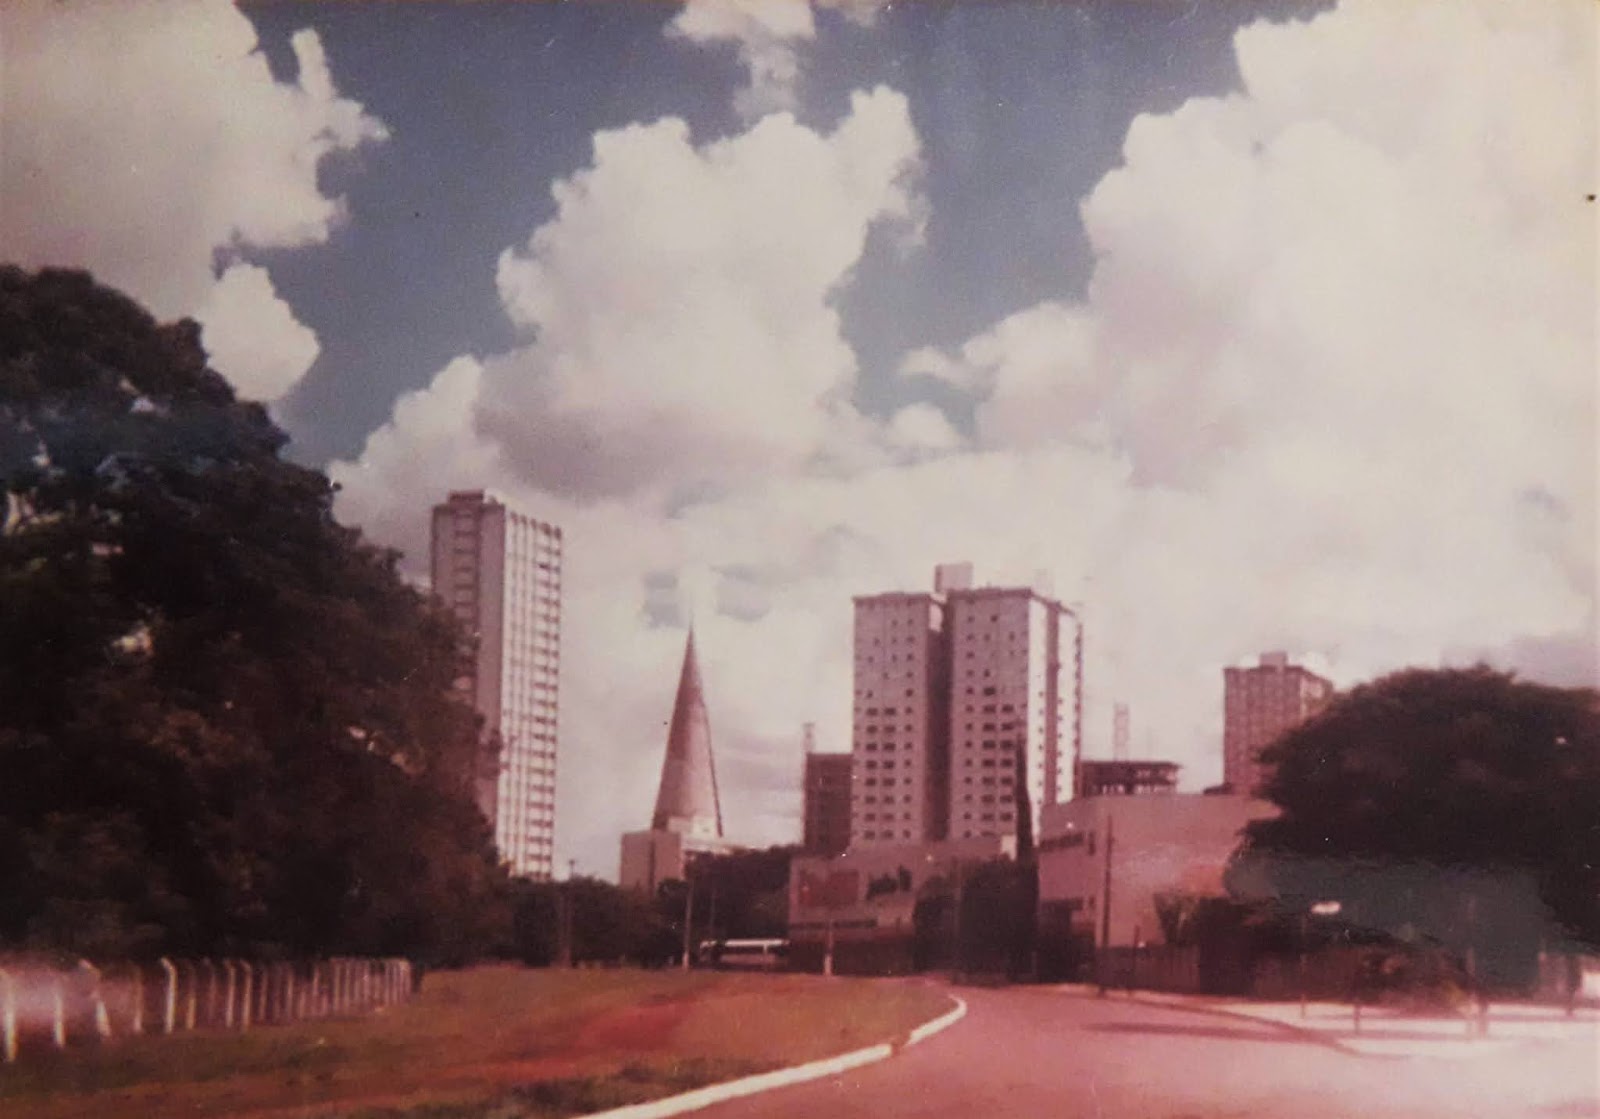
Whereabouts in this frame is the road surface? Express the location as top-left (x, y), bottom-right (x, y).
top-left (696, 986), bottom-right (1598, 1119)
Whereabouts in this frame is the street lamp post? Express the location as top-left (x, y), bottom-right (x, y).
top-left (1302, 900), bottom-right (1341, 1019)
top-left (557, 860), bottom-right (577, 968)
top-left (1096, 814), bottom-right (1115, 996)
top-left (1465, 892), bottom-right (1488, 1038)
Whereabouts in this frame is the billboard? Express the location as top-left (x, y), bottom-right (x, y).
top-left (788, 837), bottom-right (1014, 942)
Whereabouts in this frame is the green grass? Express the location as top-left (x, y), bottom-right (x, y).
top-left (328, 1059), bottom-right (770, 1119)
top-left (0, 966), bottom-right (953, 1119)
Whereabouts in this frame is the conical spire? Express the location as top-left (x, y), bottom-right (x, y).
top-left (650, 629), bottom-right (723, 839)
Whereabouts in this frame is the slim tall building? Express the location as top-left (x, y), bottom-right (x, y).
top-left (850, 564), bottom-right (1082, 851)
top-left (430, 490), bottom-right (561, 879)
top-left (945, 584), bottom-right (1081, 846)
top-left (1222, 651), bottom-right (1333, 794)
top-left (850, 588), bottom-right (951, 846)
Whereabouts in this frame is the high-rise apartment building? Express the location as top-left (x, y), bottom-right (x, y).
top-left (802, 750), bottom-right (852, 856)
top-left (850, 564), bottom-right (1083, 850)
top-left (430, 490), bottom-right (561, 879)
top-left (1222, 651), bottom-right (1333, 794)
top-left (850, 586), bottom-right (951, 847)
top-left (945, 583), bottom-right (1081, 845)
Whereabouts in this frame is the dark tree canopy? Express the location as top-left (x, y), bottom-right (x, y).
top-left (1229, 665), bottom-right (1600, 969)
top-left (0, 266), bottom-right (508, 963)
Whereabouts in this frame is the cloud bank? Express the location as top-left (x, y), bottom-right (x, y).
top-left (333, 0), bottom-right (1595, 875)
top-left (669, 0), bottom-right (817, 119)
top-left (0, 0), bottom-right (386, 400)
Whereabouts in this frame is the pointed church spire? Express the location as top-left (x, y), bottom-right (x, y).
top-left (650, 628), bottom-right (724, 839)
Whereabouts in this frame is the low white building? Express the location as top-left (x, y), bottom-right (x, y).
top-left (1036, 793), bottom-right (1277, 948)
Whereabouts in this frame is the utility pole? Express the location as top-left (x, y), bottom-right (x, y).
top-left (558, 859), bottom-right (576, 968)
top-left (1299, 910), bottom-right (1310, 1018)
top-left (823, 908), bottom-right (836, 978)
top-left (1097, 813), bottom-right (1115, 995)
top-left (1465, 892), bottom-right (1487, 1038)
top-left (681, 866), bottom-right (694, 972)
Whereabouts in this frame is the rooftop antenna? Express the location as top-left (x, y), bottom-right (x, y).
top-left (803, 721), bottom-right (817, 755)
top-left (1113, 703), bottom-right (1130, 761)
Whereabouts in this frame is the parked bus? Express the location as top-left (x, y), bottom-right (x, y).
top-left (697, 938), bottom-right (789, 970)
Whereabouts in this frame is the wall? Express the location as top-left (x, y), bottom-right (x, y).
top-left (1036, 794), bottom-right (1276, 947)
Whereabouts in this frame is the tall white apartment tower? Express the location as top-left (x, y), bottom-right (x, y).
top-left (849, 590), bottom-right (950, 847)
top-left (945, 583), bottom-right (1081, 846)
top-left (430, 490), bottom-right (562, 879)
top-left (849, 564), bottom-right (1083, 851)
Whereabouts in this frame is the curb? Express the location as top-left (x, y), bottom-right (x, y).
top-left (1048, 986), bottom-right (1372, 1058)
top-left (1053, 986), bottom-right (1584, 1062)
top-left (580, 994), bottom-right (969, 1119)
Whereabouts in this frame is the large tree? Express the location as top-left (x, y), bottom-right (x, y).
top-left (0, 266), bottom-right (508, 963)
top-left (1228, 666), bottom-right (1600, 984)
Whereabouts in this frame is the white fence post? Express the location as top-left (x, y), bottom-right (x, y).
top-left (129, 966), bottom-right (144, 1035)
top-left (239, 962), bottom-right (253, 1031)
top-left (0, 955), bottom-right (407, 1061)
top-left (0, 968), bottom-right (17, 1062)
top-left (78, 960), bottom-right (111, 1041)
top-left (159, 958), bottom-right (177, 1035)
top-left (222, 960), bottom-right (237, 1029)
top-left (199, 960), bottom-right (216, 1028)
top-left (181, 960), bottom-right (197, 1031)
top-left (51, 978), bottom-right (66, 1049)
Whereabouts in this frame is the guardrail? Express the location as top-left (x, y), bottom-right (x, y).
top-left (0, 957), bottom-right (413, 1061)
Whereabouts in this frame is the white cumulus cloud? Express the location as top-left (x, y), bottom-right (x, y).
top-left (669, 0), bottom-right (817, 119)
top-left (196, 264), bottom-right (322, 402)
top-left (480, 87), bottom-right (922, 504)
top-left (0, 1), bottom-right (386, 401)
top-left (334, 0), bottom-right (1596, 875)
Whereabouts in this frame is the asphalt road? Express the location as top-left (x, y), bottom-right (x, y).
top-left (695, 986), bottom-right (1599, 1119)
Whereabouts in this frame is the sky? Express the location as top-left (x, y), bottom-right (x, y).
top-left (3, 0), bottom-right (1595, 879)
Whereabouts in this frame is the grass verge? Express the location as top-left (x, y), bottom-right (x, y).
top-left (0, 966), bottom-right (952, 1119)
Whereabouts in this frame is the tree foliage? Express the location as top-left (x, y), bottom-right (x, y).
top-left (507, 877), bottom-right (677, 968)
top-left (0, 267), bottom-right (508, 963)
top-left (1229, 665), bottom-right (1600, 965)
top-left (685, 846), bottom-right (794, 940)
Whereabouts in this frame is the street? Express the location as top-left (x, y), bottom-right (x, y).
top-left (694, 986), bottom-right (1599, 1119)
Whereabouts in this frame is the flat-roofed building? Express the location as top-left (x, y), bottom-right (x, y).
top-left (1076, 759), bottom-right (1180, 797)
top-left (850, 590), bottom-right (951, 847)
top-left (1036, 793), bottom-right (1276, 950)
top-left (802, 751), bottom-right (852, 856)
top-left (1223, 651), bottom-right (1333, 793)
top-left (787, 835), bottom-right (1016, 974)
top-left (430, 490), bottom-right (561, 879)
top-left (945, 584), bottom-right (1080, 846)
top-left (849, 565), bottom-right (1083, 852)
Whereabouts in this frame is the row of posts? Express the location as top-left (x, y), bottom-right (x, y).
top-left (0, 957), bottom-right (413, 1062)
